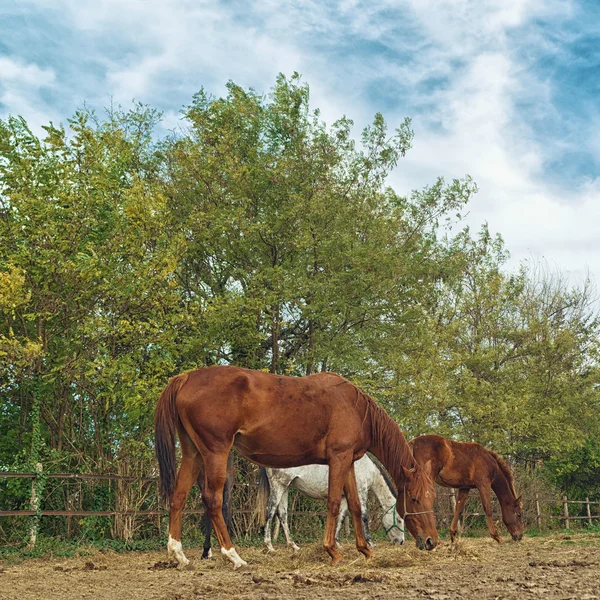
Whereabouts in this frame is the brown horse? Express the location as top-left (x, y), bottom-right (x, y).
top-left (154, 366), bottom-right (438, 568)
top-left (410, 435), bottom-right (524, 543)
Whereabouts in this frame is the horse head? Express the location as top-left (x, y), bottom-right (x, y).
top-left (501, 495), bottom-right (524, 541)
top-left (400, 459), bottom-right (439, 550)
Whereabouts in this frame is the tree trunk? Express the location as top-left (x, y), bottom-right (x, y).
top-left (271, 304), bottom-right (280, 373)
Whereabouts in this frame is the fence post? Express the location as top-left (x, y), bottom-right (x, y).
top-left (562, 495), bottom-right (570, 530)
top-left (535, 494), bottom-right (542, 529)
top-left (586, 497), bottom-right (592, 526)
top-left (28, 462), bottom-right (43, 550)
top-left (449, 490), bottom-right (458, 532)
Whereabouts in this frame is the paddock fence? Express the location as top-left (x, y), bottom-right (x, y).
top-left (1, 468), bottom-right (598, 547)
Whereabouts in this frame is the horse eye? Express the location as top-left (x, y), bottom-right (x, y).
top-left (412, 497), bottom-right (419, 504)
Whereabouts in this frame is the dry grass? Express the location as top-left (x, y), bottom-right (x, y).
top-left (2, 534), bottom-right (600, 600)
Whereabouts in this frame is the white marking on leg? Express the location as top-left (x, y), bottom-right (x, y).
top-left (207, 548), bottom-right (212, 559)
top-left (221, 546), bottom-right (247, 570)
top-left (168, 534), bottom-right (189, 566)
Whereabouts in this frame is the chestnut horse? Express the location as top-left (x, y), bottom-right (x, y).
top-left (154, 366), bottom-right (438, 568)
top-left (410, 435), bottom-right (524, 543)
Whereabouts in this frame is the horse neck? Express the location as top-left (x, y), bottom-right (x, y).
top-left (491, 464), bottom-right (516, 509)
top-left (364, 401), bottom-right (415, 492)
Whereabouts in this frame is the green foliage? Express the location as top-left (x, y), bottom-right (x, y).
top-left (546, 438), bottom-right (600, 500)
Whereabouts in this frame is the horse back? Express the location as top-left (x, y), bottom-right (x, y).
top-left (175, 366), bottom-right (368, 466)
top-left (412, 435), bottom-right (498, 488)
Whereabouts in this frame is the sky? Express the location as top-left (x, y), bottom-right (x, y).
top-left (1, 0), bottom-right (599, 289)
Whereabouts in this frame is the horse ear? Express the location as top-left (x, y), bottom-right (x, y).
top-left (402, 465), bottom-right (414, 480)
top-left (423, 459), bottom-right (433, 476)
top-left (516, 495), bottom-right (523, 506)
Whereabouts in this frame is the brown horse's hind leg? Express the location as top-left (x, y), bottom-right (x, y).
top-left (343, 462), bottom-right (373, 560)
top-left (202, 452), bottom-right (247, 569)
top-left (168, 436), bottom-right (202, 566)
top-left (478, 485), bottom-right (502, 543)
top-left (450, 488), bottom-right (469, 543)
top-left (323, 453), bottom-right (353, 565)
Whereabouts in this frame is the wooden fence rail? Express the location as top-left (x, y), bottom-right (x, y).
top-left (2, 471), bottom-right (599, 547)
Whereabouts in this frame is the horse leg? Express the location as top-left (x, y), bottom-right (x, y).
top-left (223, 452), bottom-right (235, 533)
top-left (202, 452), bottom-right (247, 569)
top-left (272, 516), bottom-right (280, 542)
top-left (263, 482), bottom-right (288, 552)
top-left (334, 497), bottom-right (349, 547)
top-left (323, 454), bottom-right (353, 565)
top-left (196, 462), bottom-right (214, 560)
top-left (201, 453), bottom-right (233, 559)
top-left (277, 489), bottom-right (300, 552)
top-left (478, 485), bottom-right (502, 543)
top-left (343, 463), bottom-right (372, 560)
top-left (358, 487), bottom-right (374, 548)
top-left (167, 438), bottom-right (202, 567)
top-left (202, 512), bottom-right (213, 559)
top-left (449, 488), bottom-right (469, 543)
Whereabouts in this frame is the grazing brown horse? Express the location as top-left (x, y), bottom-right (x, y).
top-left (410, 435), bottom-right (524, 543)
top-left (155, 366), bottom-right (438, 568)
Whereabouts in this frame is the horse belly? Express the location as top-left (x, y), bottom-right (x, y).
top-left (436, 469), bottom-right (474, 489)
top-left (234, 428), bottom-right (329, 468)
top-left (293, 468), bottom-right (330, 500)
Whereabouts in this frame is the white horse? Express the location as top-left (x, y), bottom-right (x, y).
top-left (259, 454), bottom-right (405, 552)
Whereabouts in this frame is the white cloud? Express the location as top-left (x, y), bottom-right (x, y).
top-left (0, 57), bottom-right (57, 132)
top-left (0, 57), bottom-right (55, 87)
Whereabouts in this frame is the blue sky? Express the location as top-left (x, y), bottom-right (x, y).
top-left (1, 0), bottom-right (599, 288)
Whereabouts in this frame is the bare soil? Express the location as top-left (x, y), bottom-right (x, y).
top-left (2, 533), bottom-right (600, 600)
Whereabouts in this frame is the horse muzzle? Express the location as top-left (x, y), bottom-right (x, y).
top-left (417, 535), bottom-right (437, 551)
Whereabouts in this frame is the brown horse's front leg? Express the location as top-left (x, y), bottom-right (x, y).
top-left (324, 454), bottom-right (352, 565)
top-left (478, 486), bottom-right (502, 543)
top-left (449, 488), bottom-right (469, 543)
top-left (202, 453), bottom-right (248, 569)
top-left (343, 463), bottom-right (373, 560)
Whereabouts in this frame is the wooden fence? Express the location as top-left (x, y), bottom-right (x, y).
top-left (1, 470), bottom-right (599, 546)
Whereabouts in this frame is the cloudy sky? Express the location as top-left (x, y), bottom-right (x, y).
top-left (1, 0), bottom-right (598, 286)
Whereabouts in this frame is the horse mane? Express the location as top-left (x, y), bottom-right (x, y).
top-left (344, 382), bottom-right (415, 488)
top-left (489, 450), bottom-right (518, 499)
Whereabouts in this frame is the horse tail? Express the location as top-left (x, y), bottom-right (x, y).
top-left (490, 450), bottom-right (518, 498)
top-left (254, 467), bottom-right (270, 526)
top-left (154, 373), bottom-right (189, 503)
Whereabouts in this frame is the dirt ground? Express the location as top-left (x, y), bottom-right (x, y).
top-left (1, 533), bottom-right (599, 600)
